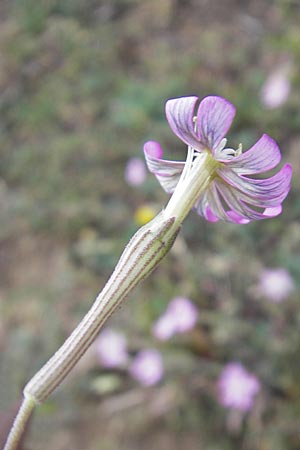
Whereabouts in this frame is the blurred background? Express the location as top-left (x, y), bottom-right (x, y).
top-left (1, 0), bottom-right (300, 449)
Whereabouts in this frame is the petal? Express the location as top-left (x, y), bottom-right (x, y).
top-left (214, 180), bottom-right (285, 221)
top-left (205, 183), bottom-right (251, 223)
top-left (263, 205), bottom-right (282, 217)
top-left (204, 205), bottom-right (220, 222)
top-left (194, 175), bottom-right (287, 224)
top-left (165, 96), bottom-right (205, 150)
top-left (194, 191), bottom-right (220, 222)
top-left (224, 134), bottom-right (282, 174)
top-left (194, 184), bottom-right (228, 222)
top-left (143, 141), bottom-right (185, 194)
top-left (226, 211), bottom-right (250, 224)
top-left (196, 96), bottom-right (236, 152)
top-left (217, 164), bottom-right (292, 206)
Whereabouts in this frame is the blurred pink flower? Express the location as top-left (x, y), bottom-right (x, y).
top-left (217, 362), bottom-right (260, 412)
top-left (258, 268), bottom-right (294, 303)
top-left (260, 71), bottom-right (291, 109)
top-left (153, 297), bottom-right (198, 341)
top-left (124, 157), bottom-right (146, 186)
top-left (129, 349), bottom-right (164, 386)
top-left (95, 328), bottom-right (128, 368)
top-left (152, 313), bottom-right (176, 341)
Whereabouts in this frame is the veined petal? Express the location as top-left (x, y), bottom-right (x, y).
top-left (217, 164), bottom-right (292, 204)
top-left (165, 96), bottom-right (204, 151)
top-left (195, 184), bottom-right (227, 222)
top-left (214, 180), bottom-right (285, 221)
top-left (194, 178), bottom-right (285, 224)
top-left (194, 191), bottom-right (219, 222)
top-left (224, 134), bottom-right (281, 174)
top-left (144, 141), bottom-right (185, 194)
top-left (196, 96), bottom-right (236, 152)
top-left (204, 183), bottom-right (251, 223)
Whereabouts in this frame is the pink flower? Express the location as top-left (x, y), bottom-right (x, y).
top-left (217, 363), bottom-right (260, 412)
top-left (258, 268), bottom-right (294, 303)
top-left (129, 349), bottom-right (164, 386)
top-left (260, 71), bottom-right (291, 109)
top-left (95, 329), bottom-right (128, 368)
top-left (124, 157), bottom-right (146, 186)
top-left (144, 96), bottom-right (292, 224)
top-left (153, 297), bottom-right (198, 340)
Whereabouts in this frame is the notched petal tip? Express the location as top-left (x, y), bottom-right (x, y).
top-left (263, 205), bottom-right (282, 217)
top-left (226, 211), bottom-right (250, 224)
top-left (165, 96), bottom-right (205, 150)
top-left (143, 141), bottom-right (163, 160)
top-left (204, 205), bottom-right (219, 222)
top-left (197, 96), bottom-right (236, 151)
top-left (143, 140), bottom-right (185, 194)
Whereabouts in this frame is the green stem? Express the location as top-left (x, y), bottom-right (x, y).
top-left (4, 152), bottom-right (217, 449)
top-left (3, 396), bottom-right (36, 450)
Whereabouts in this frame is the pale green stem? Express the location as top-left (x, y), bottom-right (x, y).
top-left (4, 152), bottom-right (218, 450)
top-left (164, 151), bottom-right (219, 227)
top-left (3, 395), bottom-right (35, 450)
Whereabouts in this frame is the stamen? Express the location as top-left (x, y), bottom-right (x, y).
top-left (236, 143), bottom-right (243, 156)
top-left (193, 116), bottom-right (197, 133)
top-left (177, 146), bottom-right (194, 189)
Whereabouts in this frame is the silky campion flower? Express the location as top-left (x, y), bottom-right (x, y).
top-left (124, 157), bottom-right (146, 186)
top-left (217, 362), bottom-right (260, 412)
top-left (4, 96), bottom-right (291, 450)
top-left (95, 328), bottom-right (128, 368)
top-left (258, 267), bottom-right (294, 303)
top-left (153, 297), bottom-right (198, 341)
top-left (129, 349), bottom-right (164, 386)
top-left (144, 96), bottom-right (292, 224)
top-left (260, 70), bottom-right (291, 109)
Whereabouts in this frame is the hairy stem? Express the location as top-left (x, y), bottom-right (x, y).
top-left (22, 212), bottom-right (178, 404)
top-left (4, 152), bottom-right (218, 449)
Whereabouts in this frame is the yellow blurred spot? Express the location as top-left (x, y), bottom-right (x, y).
top-left (134, 205), bottom-right (156, 226)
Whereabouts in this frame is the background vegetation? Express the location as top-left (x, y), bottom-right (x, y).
top-left (1, 0), bottom-right (300, 449)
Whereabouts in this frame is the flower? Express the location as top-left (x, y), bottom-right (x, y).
top-left (260, 71), bottom-right (291, 109)
top-left (129, 349), bottom-right (164, 386)
top-left (153, 297), bottom-right (198, 340)
top-left (144, 96), bottom-right (292, 224)
top-left (217, 362), bottom-right (260, 412)
top-left (125, 157), bottom-right (146, 186)
top-left (258, 267), bottom-right (294, 303)
top-left (134, 204), bottom-right (157, 225)
top-left (95, 328), bottom-right (128, 368)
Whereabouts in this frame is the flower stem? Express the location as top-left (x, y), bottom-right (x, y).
top-left (22, 213), bottom-right (177, 404)
top-left (4, 152), bottom-right (217, 448)
top-left (3, 395), bottom-right (35, 450)
top-left (164, 151), bottom-right (219, 226)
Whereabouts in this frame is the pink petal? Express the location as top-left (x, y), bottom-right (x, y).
top-left (196, 96), bottom-right (236, 152)
top-left (165, 96), bottom-right (205, 151)
top-left (143, 140), bottom-right (163, 159)
top-left (263, 205), bottom-right (282, 217)
top-left (143, 141), bottom-right (185, 194)
top-left (195, 185), bottom-right (228, 222)
top-left (226, 211), bottom-right (250, 224)
top-left (195, 179), bottom-right (286, 224)
top-left (214, 181), bottom-right (284, 221)
top-left (217, 164), bottom-right (292, 206)
top-left (207, 183), bottom-right (252, 223)
top-left (225, 134), bottom-right (281, 174)
top-left (204, 205), bottom-right (219, 222)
